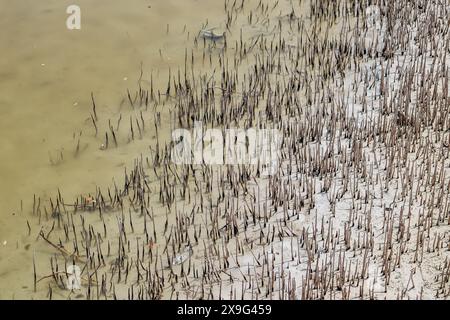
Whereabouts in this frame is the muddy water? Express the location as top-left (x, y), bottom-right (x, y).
top-left (0, 0), bottom-right (225, 298)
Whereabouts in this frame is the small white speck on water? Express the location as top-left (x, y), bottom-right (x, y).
top-left (73, 102), bottom-right (78, 106)
top-left (40, 63), bottom-right (45, 67)
top-left (2, 241), bottom-right (7, 246)
top-left (123, 77), bottom-right (128, 81)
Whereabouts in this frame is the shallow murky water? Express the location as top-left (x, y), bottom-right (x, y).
top-left (0, 0), bottom-right (226, 298)
top-left (0, 0), bottom-right (446, 301)
top-left (0, 0), bottom-right (304, 299)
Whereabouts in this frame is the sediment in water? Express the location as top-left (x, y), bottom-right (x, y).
top-left (18, 0), bottom-right (450, 300)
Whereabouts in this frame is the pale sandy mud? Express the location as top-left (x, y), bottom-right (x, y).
top-left (1, 0), bottom-right (449, 300)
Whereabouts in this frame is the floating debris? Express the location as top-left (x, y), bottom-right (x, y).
top-left (199, 29), bottom-right (226, 41)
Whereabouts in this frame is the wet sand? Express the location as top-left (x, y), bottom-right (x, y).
top-left (1, 0), bottom-right (449, 300)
